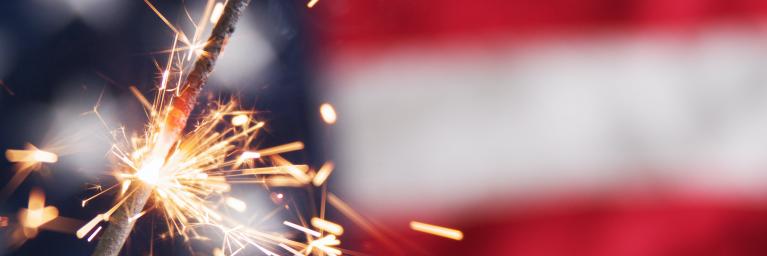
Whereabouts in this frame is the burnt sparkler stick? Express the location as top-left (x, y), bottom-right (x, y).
top-left (92, 1), bottom-right (251, 255)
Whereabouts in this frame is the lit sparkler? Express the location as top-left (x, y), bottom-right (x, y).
top-left (73, 0), bottom-right (343, 255)
top-left (1, 0), bottom-right (469, 254)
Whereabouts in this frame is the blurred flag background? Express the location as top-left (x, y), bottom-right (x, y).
top-left (309, 0), bottom-right (767, 255)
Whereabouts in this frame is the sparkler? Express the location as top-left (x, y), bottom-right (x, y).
top-left (88, 0), bottom-right (253, 255)
top-left (1, 0), bottom-right (470, 254)
top-left (78, 1), bottom-right (346, 255)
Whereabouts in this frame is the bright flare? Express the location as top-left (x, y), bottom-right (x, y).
top-left (225, 197), bottom-right (247, 212)
top-left (135, 159), bottom-right (163, 185)
top-left (231, 114), bottom-right (249, 126)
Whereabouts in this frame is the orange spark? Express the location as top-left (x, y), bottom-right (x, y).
top-left (231, 114), bottom-right (249, 126)
top-left (307, 0), bottom-right (320, 8)
top-left (18, 188), bottom-right (59, 238)
top-left (210, 2), bottom-right (225, 24)
top-left (319, 103), bottom-right (337, 124)
top-left (224, 197), bottom-right (247, 212)
top-left (5, 144), bottom-right (58, 164)
top-left (312, 161), bottom-right (334, 187)
top-left (283, 220), bottom-right (321, 237)
top-left (311, 217), bottom-right (344, 236)
top-left (409, 221), bottom-right (464, 241)
top-left (77, 214), bottom-right (105, 239)
top-left (257, 141), bottom-right (305, 157)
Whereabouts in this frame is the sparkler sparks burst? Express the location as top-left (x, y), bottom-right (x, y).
top-left (73, 1), bottom-right (343, 255)
top-left (80, 97), bottom-right (319, 254)
top-left (2, 0), bottom-right (467, 254)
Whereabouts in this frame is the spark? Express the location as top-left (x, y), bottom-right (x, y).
top-left (283, 220), bottom-right (321, 237)
top-left (210, 2), bottom-right (225, 24)
top-left (409, 221), bottom-right (464, 241)
top-left (257, 141), bottom-right (305, 157)
top-left (312, 161), bottom-right (334, 187)
top-left (278, 243), bottom-right (304, 256)
top-left (306, 234), bottom-right (342, 256)
top-left (160, 69), bottom-right (170, 90)
top-left (307, 0), bottom-right (320, 8)
top-left (328, 193), bottom-right (401, 251)
top-left (231, 114), bottom-right (249, 126)
top-left (264, 176), bottom-right (305, 187)
top-left (120, 180), bottom-right (132, 196)
top-left (311, 217), bottom-right (344, 236)
top-left (86, 226), bottom-right (103, 242)
top-left (18, 188), bottom-right (59, 238)
top-left (237, 151), bottom-right (261, 163)
top-left (77, 214), bottom-right (105, 239)
top-left (1, 144), bottom-right (59, 200)
top-left (272, 155), bottom-right (312, 184)
top-left (224, 197), bottom-right (247, 212)
top-left (129, 85), bottom-right (157, 116)
top-left (319, 103), bottom-right (337, 124)
top-left (5, 145), bottom-right (58, 164)
top-left (128, 211), bottom-right (148, 223)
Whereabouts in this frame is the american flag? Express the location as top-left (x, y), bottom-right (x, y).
top-left (310, 0), bottom-right (767, 254)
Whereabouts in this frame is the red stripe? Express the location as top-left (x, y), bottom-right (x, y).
top-left (310, 0), bottom-right (767, 52)
top-left (343, 196), bottom-right (767, 255)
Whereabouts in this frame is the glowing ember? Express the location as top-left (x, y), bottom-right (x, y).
top-left (307, 0), bottom-right (320, 8)
top-left (409, 221), bottom-right (464, 241)
top-left (224, 197), bottom-right (247, 212)
top-left (312, 161), bottom-right (334, 187)
top-left (210, 2), bottom-right (225, 24)
top-left (311, 217), bottom-right (344, 236)
top-left (319, 103), bottom-right (337, 124)
top-left (231, 114), bottom-right (249, 126)
top-left (18, 188), bottom-right (59, 238)
top-left (77, 214), bottom-right (105, 239)
top-left (307, 234), bottom-right (342, 256)
top-left (284, 220), bottom-right (321, 237)
top-left (212, 247), bottom-right (225, 256)
top-left (5, 145), bottom-right (58, 164)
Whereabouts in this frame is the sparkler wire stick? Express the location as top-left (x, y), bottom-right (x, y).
top-left (92, 1), bottom-right (252, 255)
